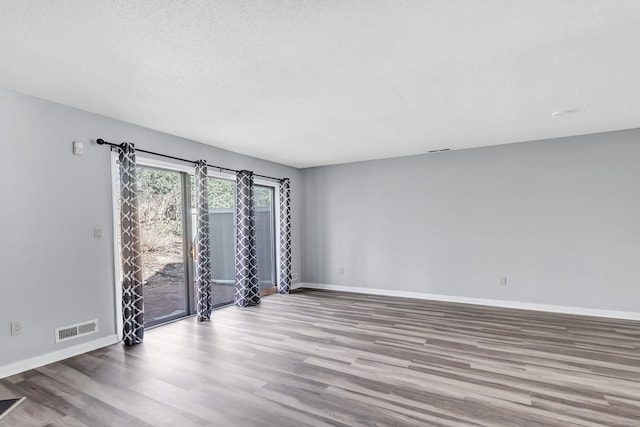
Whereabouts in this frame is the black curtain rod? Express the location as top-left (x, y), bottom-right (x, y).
top-left (96, 138), bottom-right (283, 181)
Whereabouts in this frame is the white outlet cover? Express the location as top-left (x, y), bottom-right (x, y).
top-left (10, 320), bottom-right (23, 335)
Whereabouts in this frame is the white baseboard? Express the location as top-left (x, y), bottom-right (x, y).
top-left (297, 283), bottom-right (640, 321)
top-left (0, 334), bottom-right (119, 380)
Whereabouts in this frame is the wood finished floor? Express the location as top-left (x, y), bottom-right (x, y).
top-left (1, 289), bottom-right (640, 426)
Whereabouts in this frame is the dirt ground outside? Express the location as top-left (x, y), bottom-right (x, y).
top-left (141, 235), bottom-right (236, 323)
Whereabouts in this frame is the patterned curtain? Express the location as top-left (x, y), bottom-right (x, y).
top-left (118, 143), bottom-right (144, 345)
top-left (195, 160), bottom-right (212, 320)
top-left (278, 178), bottom-right (292, 294)
top-left (234, 170), bottom-right (260, 307)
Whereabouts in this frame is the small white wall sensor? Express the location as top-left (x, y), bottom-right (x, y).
top-left (73, 141), bottom-right (84, 156)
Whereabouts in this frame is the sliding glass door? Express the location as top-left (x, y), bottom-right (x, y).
top-left (196, 178), bottom-right (278, 304)
top-left (137, 166), bottom-right (193, 326)
top-left (116, 163), bottom-right (280, 329)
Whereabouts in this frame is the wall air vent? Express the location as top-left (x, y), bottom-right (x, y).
top-left (55, 319), bottom-right (99, 343)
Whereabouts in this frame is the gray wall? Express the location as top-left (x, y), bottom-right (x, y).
top-left (0, 87), bottom-right (302, 368)
top-left (302, 130), bottom-right (640, 312)
top-left (2, 83), bottom-right (639, 372)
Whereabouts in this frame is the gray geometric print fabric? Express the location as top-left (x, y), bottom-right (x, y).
top-left (278, 178), bottom-right (292, 294)
top-left (195, 160), bottom-right (212, 320)
top-left (234, 170), bottom-right (261, 307)
top-left (118, 143), bottom-right (144, 345)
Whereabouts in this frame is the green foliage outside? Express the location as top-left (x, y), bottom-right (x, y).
top-left (206, 178), bottom-right (234, 208)
top-left (254, 186), bottom-right (272, 207)
top-left (204, 177), bottom-right (272, 208)
top-left (135, 168), bottom-right (273, 239)
top-left (136, 168), bottom-right (183, 250)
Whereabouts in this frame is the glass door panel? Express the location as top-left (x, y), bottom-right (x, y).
top-left (190, 179), bottom-right (277, 305)
top-left (255, 185), bottom-right (276, 292)
top-left (137, 166), bottom-right (189, 326)
top-left (192, 177), bottom-right (237, 308)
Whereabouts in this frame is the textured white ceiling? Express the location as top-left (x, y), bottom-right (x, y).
top-left (1, 1), bottom-right (640, 167)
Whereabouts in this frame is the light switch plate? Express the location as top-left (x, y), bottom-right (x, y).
top-left (10, 320), bottom-right (23, 335)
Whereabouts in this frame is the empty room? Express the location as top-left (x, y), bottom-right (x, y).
top-left (1, 1), bottom-right (639, 426)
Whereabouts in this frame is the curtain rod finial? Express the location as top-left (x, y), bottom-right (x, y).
top-left (96, 138), bottom-right (105, 145)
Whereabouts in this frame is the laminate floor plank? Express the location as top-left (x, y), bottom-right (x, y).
top-left (2, 289), bottom-right (639, 426)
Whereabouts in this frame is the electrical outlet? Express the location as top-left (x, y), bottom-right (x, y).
top-left (339, 267), bottom-right (345, 274)
top-left (10, 320), bottom-right (23, 336)
top-left (499, 277), bottom-right (507, 286)
top-left (291, 272), bottom-right (298, 282)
